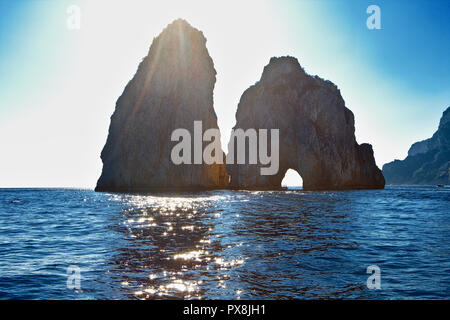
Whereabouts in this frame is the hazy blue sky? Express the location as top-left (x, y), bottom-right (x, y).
top-left (0, 0), bottom-right (449, 187)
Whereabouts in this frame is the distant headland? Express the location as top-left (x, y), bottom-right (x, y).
top-left (383, 106), bottom-right (450, 185)
top-left (95, 19), bottom-right (385, 192)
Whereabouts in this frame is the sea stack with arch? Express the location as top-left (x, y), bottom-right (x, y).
top-left (95, 18), bottom-right (384, 192)
top-left (226, 56), bottom-right (385, 190)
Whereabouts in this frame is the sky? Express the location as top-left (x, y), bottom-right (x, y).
top-left (0, 0), bottom-right (449, 187)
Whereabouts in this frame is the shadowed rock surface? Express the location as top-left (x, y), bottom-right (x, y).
top-left (96, 19), bottom-right (228, 192)
top-left (226, 56), bottom-right (385, 190)
top-left (383, 106), bottom-right (450, 185)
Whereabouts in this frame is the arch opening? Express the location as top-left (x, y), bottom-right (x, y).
top-left (281, 169), bottom-right (303, 189)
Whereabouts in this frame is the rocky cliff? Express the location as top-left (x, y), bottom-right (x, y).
top-left (226, 57), bottom-right (385, 190)
top-left (96, 19), bottom-right (228, 192)
top-left (383, 107), bottom-right (450, 185)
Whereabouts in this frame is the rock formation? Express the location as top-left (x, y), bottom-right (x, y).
top-left (96, 19), bottom-right (228, 192)
top-left (226, 56), bottom-right (385, 190)
top-left (383, 106), bottom-right (450, 185)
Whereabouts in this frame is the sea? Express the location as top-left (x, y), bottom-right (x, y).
top-left (0, 186), bottom-right (449, 300)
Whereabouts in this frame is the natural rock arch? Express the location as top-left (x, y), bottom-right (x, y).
top-left (226, 57), bottom-right (385, 191)
top-left (281, 168), bottom-right (303, 187)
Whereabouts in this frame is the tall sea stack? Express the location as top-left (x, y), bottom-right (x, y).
top-left (96, 19), bottom-right (228, 192)
top-left (226, 57), bottom-right (385, 190)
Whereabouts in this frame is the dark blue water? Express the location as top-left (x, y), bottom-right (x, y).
top-left (0, 186), bottom-right (449, 299)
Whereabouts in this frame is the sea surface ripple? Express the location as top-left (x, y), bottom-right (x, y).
top-left (0, 186), bottom-right (449, 299)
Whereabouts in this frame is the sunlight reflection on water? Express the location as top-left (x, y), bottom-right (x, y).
top-left (112, 192), bottom-right (249, 299)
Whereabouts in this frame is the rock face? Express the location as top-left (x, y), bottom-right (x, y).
top-left (383, 107), bottom-right (450, 185)
top-left (96, 19), bottom-right (228, 192)
top-left (226, 56), bottom-right (385, 190)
